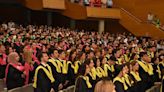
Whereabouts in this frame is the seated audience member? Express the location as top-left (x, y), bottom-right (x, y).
top-left (107, 0), bottom-right (113, 8)
top-left (147, 12), bottom-right (154, 23)
top-left (84, 0), bottom-right (90, 6)
top-left (6, 52), bottom-right (25, 90)
top-left (33, 52), bottom-right (55, 92)
top-left (75, 62), bottom-right (92, 92)
top-left (94, 77), bottom-right (116, 92)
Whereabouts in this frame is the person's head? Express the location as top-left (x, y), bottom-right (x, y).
top-left (93, 57), bottom-right (101, 67)
top-left (94, 78), bottom-right (116, 92)
top-left (8, 52), bottom-right (20, 63)
top-left (151, 57), bottom-right (159, 65)
top-left (0, 45), bottom-right (6, 53)
top-left (140, 52), bottom-right (151, 63)
top-left (53, 49), bottom-right (59, 59)
top-left (115, 64), bottom-right (128, 77)
top-left (78, 63), bottom-right (90, 76)
top-left (131, 61), bottom-right (139, 72)
top-left (85, 58), bottom-right (94, 69)
top-left (58, 50), bottom-right (66, 60)
top-left (38, 52), bottom-right (49, 63)
top-left (130, 53), bottom-right (139, 60)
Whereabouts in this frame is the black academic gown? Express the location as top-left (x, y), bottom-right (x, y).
top-left (0, 65), bottom-right (6, 79)
top-left (129, 74), bottom-right (144, 92)
top-left (6, 64), bottom-right (25, 90)
top-left (75, 77), bottom-right (92, 92)
top-left (47, 61), bottom-right (61, 91)
top-left (138, 64), bottom-right (153, 91)
top-left (34, 65), bottom-right (53, 92)
top-left (114, 81), bottom-right (125, 92)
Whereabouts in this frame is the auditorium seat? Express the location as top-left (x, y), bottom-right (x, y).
top-left (22, 83), bottom-right (33, 92)
top-left (8, 87), bottom-right (22, 92)
top-left (67, 85), bottom-right (75, 92)
top-left (0, 79), bottom-right (6, 92)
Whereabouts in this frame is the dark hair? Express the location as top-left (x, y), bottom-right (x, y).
top-left (139, 52), bottom-right (147, 59)
top-left (130, 53), bottom-right (137, 60)
top-left (37, 52), bottom-right (47, 62)
top-left (77, 63), bottom-right (87, 76)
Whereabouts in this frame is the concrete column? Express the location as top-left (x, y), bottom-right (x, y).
top-left (98, 20), bottom-right (105, 34)
top-left (70, 19), bottom-right (76, 29)
top-left (27, 10), bottom-right (31, 24)
top-left (47, 12), bottom-right (52, 26)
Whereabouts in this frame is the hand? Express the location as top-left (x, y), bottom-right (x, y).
top-left (58, 83), bottom-right (63, 90)
top-left (21, 74), bottom-right (25, 78)
top-left (64, 80), bottom-right (69, 86)
top-left (50, 88), bottom-right (55, 92)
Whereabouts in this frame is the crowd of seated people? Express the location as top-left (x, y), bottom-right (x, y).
top-left (0, 22), bottom-right (164, 92)
top-left (70, 0), bottom-right (113, 8)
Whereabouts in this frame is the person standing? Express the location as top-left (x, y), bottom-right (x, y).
top-left (33, 52), bottom-right (55, 92)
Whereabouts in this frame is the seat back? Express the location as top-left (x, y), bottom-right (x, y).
top-left (0, 79), bottom-right (6, 91)
top-left (67, 85), bottom-right (75, 92)
top-left (8, 87), bottom-right (22, 92)
top-left (22, 83), bottom-right (34, 92)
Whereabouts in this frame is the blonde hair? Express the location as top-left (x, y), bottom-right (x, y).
top-left (8, 52), bottom-right (19, 63)
top-left (23, 46), bottom-right (33, 64)
top-left (94, 79), bottom-right (115, 92)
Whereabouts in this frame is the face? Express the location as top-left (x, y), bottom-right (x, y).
top-left (123, 65), bottom-right (128, 75)
top-left (96, 59), bottom-right (100, 67)
top-left (81, 53), bottom-right (86, 60)
top-left (15, 53), bottom-right (20, 62)
top-left (85, 65), bottom-right (90, 74)
top-left (42, 53), bottom-right (49, 62)
top-left (0, 45), bottom-right (6, 53)
top-left (53, 50), bottom-right (59, 58)
top-left (89, 60), bottom-right (94, 68)
top-left (9, 47), bottom-right (14, 53)
top-left (133, 63), bottom-right (139, 71)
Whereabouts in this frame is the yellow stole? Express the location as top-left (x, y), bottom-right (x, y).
top-left (49, 58), bottom-right (61, 73)
top-left (113, 77), bottom-right (128, 90)
top-left (124, 54), bottom-right (130, 62)
top-left (55, 59), bottom-right (63, 73)
top-left (138, 61), bottom-right (154, 75)
top-left (61, 60), bottom-right (72, 74)
top-left (71, 61), bottom-right (81, 74)
top-left (157, 62), bottom-right (164, 79)
top-left (116, 58), bottom-right (122, 65)
top-left (103, 64), bottom-right (111, 77)
top-left (130, 71), bottom-right (141, 82)
top-left (76, 76), bottom-right (92, 88)
top-left (123, 74), bottom-right (131, 87)
top-left (33, 65), bottom-right (55, 88)
top-left (89, 67), bottom-right (97, 80)
top-left (96, 67), bottom-right (105, 78)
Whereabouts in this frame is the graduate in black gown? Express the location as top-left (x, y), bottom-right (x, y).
top-left (48, 49), bottom-right (63, 91)
top-left (129, 61), bottom-right (144, 92)
top-left (113, 64), bottom-right (129, 92)
top-left (33, 52), bottom-right (55, 92)
top-left (75, 61), bottom-right (93, 92)
top-left (6, 52), bottom-right (25, 90)
top-left (138, 52), bottom-right (154, 91)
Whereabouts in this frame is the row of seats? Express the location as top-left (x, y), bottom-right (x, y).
top-left (0, 79), bottom-right (75, 92)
